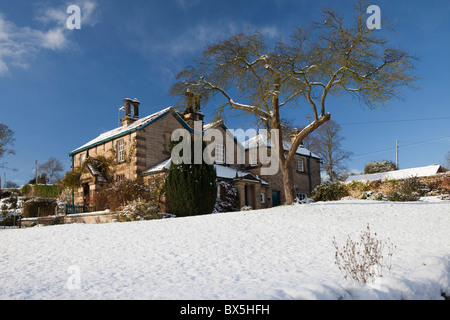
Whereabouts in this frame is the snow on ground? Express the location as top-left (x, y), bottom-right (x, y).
top-left (0, 199), bottom-right (449, 300)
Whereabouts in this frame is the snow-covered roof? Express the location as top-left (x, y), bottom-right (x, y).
top-left (214, 164), bottom-right (269, 185)
top-left (142, 158), bottom-right (172, 175)
top-left (70, 107), bottom-right (175, 155)
top-left (345, 164), bottom-right (445, 183)
top-left (243, 134), bottom-right (320, 159)
top-left (142, 158), bottom-right (269, 185)
top-left (86, 162), bottom-right (107, 182)
top-left (203, 119), bottom-right (224, 131)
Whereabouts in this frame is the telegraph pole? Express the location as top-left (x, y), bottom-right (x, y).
top-left (396, 140), bottom-right (399, 170)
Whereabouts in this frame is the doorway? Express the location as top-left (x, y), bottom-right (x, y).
top-left (272, 190), bottom-right (281, 207)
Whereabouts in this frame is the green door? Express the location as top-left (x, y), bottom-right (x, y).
top-left (272, 191), bottom-right (281, 207)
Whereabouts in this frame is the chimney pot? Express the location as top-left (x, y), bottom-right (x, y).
top-left (131, 98), bottom-right (140, 119)
top-left (123, 98), bottom-right (132, 117)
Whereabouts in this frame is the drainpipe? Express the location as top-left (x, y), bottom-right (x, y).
top-left (71, 155), bottom-right (75, 206)
top-left (308, 152), bottom-right (312, 194)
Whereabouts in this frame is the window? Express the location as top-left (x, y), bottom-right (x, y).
top-left (260, 193), bottom-right (265, 204)
top-left (117, 139), bottom-right (125, 163)
top-left (297, 193), bottom-right (307, 201)
top-left (116, 174), bottom-right (125, 182)
top-left (215, 144), bottom-right (225, 164)
top-left (249, 150), bottom-right (258, 167)
top-left (297, 158), bottom-right (304, 172)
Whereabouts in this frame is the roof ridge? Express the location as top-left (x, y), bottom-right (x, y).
top-left (69, 107), bottom-right (175, 156)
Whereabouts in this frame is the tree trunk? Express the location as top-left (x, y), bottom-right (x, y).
top-left (281, 163), bottom-right (295, 204)
top-left (271, 79), bottom-right (296, 205)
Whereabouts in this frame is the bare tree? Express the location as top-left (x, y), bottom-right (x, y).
top-left (0, 124), bottom-right (15, 169)
top-left (170, 1), bottom-right (418, 204)
top-left (5, 181), bottom-right (19, 188)
top-left (39, 158), bottom-right (64, 184)
top-left (309, 121), bottom-right (352, 181)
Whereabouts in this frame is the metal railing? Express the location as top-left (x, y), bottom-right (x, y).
top-left (65, 204), bottom-right (95, 215)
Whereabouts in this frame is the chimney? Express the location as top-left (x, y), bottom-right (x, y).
top-left (121, 98), bottom-right (138, 127)
top-left (183, 89), bottom-right (204, 129)
top-left (185, 89), bottom-right (195, 112)
top-left (131, 98), bottom-right (140, 119)
top-left (290, 128), bottom-right (300, 144)
top-left (124, 98), bottom-right (132, 117)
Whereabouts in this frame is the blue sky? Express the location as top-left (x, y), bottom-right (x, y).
top-left (1, 0), bottom-right (449, 185)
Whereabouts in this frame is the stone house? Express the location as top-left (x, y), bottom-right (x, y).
top-left (68, 94), bottom-right (321, 211)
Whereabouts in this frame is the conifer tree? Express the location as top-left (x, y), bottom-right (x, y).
top-left (165, 135), bottom-right (217, 217)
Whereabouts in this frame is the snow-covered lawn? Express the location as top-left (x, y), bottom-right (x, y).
top-left (0, 199), bottom-right (449, 300)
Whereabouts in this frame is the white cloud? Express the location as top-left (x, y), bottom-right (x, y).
top-left (41, 27), bottom-right (68, 50)
top-left (0, 0), bottom-right (98, 75)
top-left (143, 20), bottom-right (280, 62)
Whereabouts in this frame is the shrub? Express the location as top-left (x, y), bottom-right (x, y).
top-left (117, 199), bottom-right (161, 222)
top-left (3, 196), bottom-right (18, 209)
top-left (386, 176), bottom-right (422, 202)
top-left (347, 180), bottom-right (371, 192)
top-left (0, 190), bottom-right (12, 198)
top-left (441, 173), bottom-right (450, 193)
top-left (34, 184), bottom-right (60, 198)
top-left (386, 190), bottom-right (420, 202)
top-left (22, 184), bottom-right (32, 195)
top-left (214, 181), bottom-right (239, 213)
top-left (333, 223), bottom-right (396, 283)
top-left (1, 213), bottom-right (22, 227)
top-left (311, 181), bottom-right (349, 202)
top-left (100, 178), bottom-right (153, 212)
top-left (22, 198), bottom-right (57, 218)
top-left (399, 176), bottom-right (422, 195)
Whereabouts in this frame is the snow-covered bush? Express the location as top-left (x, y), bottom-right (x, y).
top-left (295, 196), bottom-right (312, 204)
top-left (333, 224), bottom-right (396, 284)
top-left (360, 191), bottom-right (387, 201)
top-left (0, 212), bottom-right (22, 227)
top-left (214, 181), bottom-right (239, 213)
top-left (311, 181), bottom-right (349, 202)
top-left (116, 199), bottom-right (161, 222)
top-left (364, 160), bottom-right (397, 174)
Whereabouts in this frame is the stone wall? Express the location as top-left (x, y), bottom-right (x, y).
top-left (21, 211), bottom-right (117, 227)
